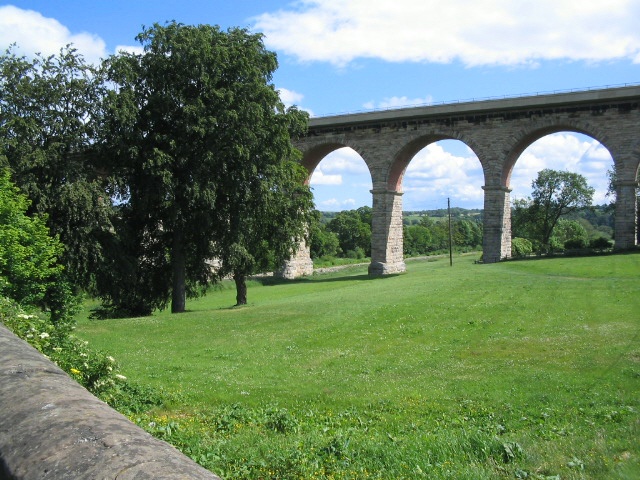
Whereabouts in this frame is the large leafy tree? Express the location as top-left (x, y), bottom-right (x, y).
top-left (512, 169), bottom-right (594, 250)
top-left (0, 46), bottom-right (113, 290)
top-left (101, 22), bottom-right (312, 313)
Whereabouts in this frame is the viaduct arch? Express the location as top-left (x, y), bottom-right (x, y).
top-left (287, 86), bottom-right (640, 277)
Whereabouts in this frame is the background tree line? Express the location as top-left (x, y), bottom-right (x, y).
top-left (308, 206), bottom-right (483, 260)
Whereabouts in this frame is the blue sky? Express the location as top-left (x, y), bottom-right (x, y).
top-left (2, 1), bottom-right (640, 210)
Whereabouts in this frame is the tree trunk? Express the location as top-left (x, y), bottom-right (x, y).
top-left (234, 273), bottom-right (247, 306)
top-left (171, 230), bottom-right (186, 313)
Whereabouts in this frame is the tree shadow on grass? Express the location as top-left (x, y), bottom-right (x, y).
top-left (89, 271), bottom-right (402, 317)
top-left (254, 273), bottom-right (400, 286)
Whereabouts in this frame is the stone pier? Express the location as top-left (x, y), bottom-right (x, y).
top-left (369, 188), bottom-right (406, 275)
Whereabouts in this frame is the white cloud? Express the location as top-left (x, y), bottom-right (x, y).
top-left (310, 169), bottom-right (343, 185)
top-left (0, 5), bottom-right (107, 63)
top-left (318, 148), bottom-right (369, 174)
top-left (511, 133), bottom-right (613, 204)
top-left (318, 197), bottom-right (357, 209)
top-left (309, 148), bottom-right (372, 208)
top-left (403, 142), bottom-right (484, 208)
top-left (253, 0), bottom-right (640, 67)
top-left (277, 87), bottom-right (315, 115)
top-left (586, 142), bottom-right (614, 161)
top-left (278, 87), bottom-right (303, 106)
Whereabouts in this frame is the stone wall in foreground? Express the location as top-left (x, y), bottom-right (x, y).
top-left (0, 323), bottom-right (221, 480)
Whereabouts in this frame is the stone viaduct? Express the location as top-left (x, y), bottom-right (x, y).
top-left (282, 85), bottom-right (640, 278)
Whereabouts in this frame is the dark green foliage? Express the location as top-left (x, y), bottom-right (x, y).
top-left (0, 170), bottom-right (77, 323)
top-left (564, 204), bottom-right (614, 235)
top-left (93, 211), bottom-right (172, 317)
top-left (403, 215), bottom-right (482, 256)
top-left (312, 207), bottom-right (483, 260)
top-left (589, 236), bottom-right (612, 250)
top-left (513, 200), bottom-right (618, 256)
top-left (310, 208), bottom-right (372, 260)
top-left (404, 223), bottom-right (434, 255)
top-left (405, 207), bottom-right (483, 219)
top-left (100, 22), bottom-right (313, 312)
top-left (453, 218), bottom-right (483, 249)
top-left (564, 237), bottom-right (588, 249)
top-left (552, 218), bottom-right (589, 251)
top-left (0, 46), bottom-right (114, 291)
top-left (210, 111), bottom-right (314, 305)
top-left (325, 208), bottom-right (372, 257)
top-left (309, 210), bottom-right (340, 258)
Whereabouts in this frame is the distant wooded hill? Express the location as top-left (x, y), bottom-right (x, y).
top-left (319, 205), bottom-right (614, 239)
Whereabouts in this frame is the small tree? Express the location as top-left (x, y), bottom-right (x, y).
top-left (213, 156), bottom-right (314, 306)
top-left (513, 169), bottom-right (594, 252)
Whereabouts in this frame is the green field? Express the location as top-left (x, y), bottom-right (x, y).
top-left (76, 253), bottom-right (640, 479)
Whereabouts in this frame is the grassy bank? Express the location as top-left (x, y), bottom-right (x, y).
top-left (76, 253), bottom-right (640, 479)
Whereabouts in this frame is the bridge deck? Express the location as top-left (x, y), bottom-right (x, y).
top-left (308, 85), bottom-right (640, 129)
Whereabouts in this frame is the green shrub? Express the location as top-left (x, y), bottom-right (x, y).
top-left (0, 297), bottom-right (164, 413)
top-left (564, 237), bottom-right (589, 249)
top-left (589, 236), bottom-right (612, 250)
top-left (511, 237), bottom-right (533, 257)
top-left (345, 247), bottom-right (366, 259)
top-left (0, 170), bottom-right (79, 324)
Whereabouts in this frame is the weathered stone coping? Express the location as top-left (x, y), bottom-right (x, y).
top-left (0, 324), bottom-right (221, 480)
top-left (308, 84), bottom-right (640, 128)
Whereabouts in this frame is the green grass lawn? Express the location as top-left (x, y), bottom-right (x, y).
top-left (76, 253), bottom-right (640, 479)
